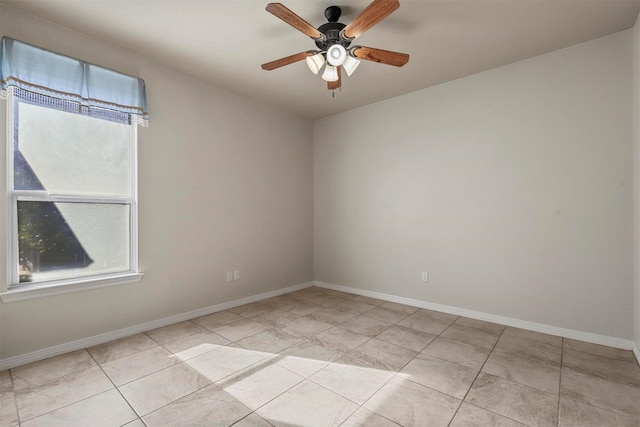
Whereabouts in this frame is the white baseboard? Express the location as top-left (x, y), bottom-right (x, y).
top-left (4, 280), bottom-right (637, 370)
top-left (0, 281), bottom-right (313, 371)
top-left (315, 281), bottom-right (637, 352)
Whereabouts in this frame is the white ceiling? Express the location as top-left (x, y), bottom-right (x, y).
top-left (3, 0), bottom-right (640, 119)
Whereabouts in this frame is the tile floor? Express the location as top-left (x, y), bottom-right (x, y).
top-left (1, 286), bottom-right (639, 426)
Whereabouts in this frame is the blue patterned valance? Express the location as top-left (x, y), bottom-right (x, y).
top-left (1, 37), bottom-right (148, 125)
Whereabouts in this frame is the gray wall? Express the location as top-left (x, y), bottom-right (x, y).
top-left (1, 5), bottom-right (637, 361)
top-left (0, 6), bottom-right (314, 360)
top-left (314, 31), bottom-right (634, 340)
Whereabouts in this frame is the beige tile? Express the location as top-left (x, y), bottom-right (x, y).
top-left (306, 308), bottom-right (357, 324)
top-left (493, 334), bottom-right (562, 366)
top-left (276, 340), bottom-right (343, 377)
top-left (309, 361), bottom-right (394, 404)
top-left (351, 295), bottom-right (386, 306)
top-left (256, 380), bottom-right (358, 427)
top-left (422, 337), bottom-right (491, 369)
top-left (413, 308), bottom-right (458, 322)
top-left (364, 376), bottom-right (460, 427)
top-left (234, 302), bottom-right (280, 318)
top-left (216, 363), bottom-right (303, 410)
top-left (454, 317), bottom-right (506, 335)
top-left (465, 373), bottom-right (558, 427)
top-left (399, 353), bottom-right (478, 399)
top-left (340, 315), bottom-right (392, 337)
top-left (15, 366), bottom-right (113, 422)
top-left (161, 331), bottom-right (230, 360)
top-left (439, 323), bottom-right (501, 349)
top-left (260, 295), bottom-right (298, 309)
top-left (341, 407), bottom-right (402, 427)
top-left (143, 385), bottom-right (251, 426)
top-left (146, 321), bottom-right (207, 344)
top-left (379, 301), bottom-right (419, 315)
top-left (375, 325), bottom-right (436, 352)
top-left (191, 310), bottom-right (242, 330)
top-left (101, 346), bottom-right (179, 386)
top-left (564, 339), bottom-right (638, 364)
top-left (21, 389), bottom-right (137, 427)
top-left (122, 420), bottom-right (146, 427)
top-left (249, 308), bottom-right (302, 328)
top-left (0, 389), bottom-right (19, 427)
top-left (562, 347), bottom-right (640, 387)
top-left (118, 363), bottom-right (210, 416)
top-left (286, 287), bottom-right (326, 301)
top-left (503, 327), bottom-right (562, 347)
top-left (0, 370), bottom-right (12, 390)
top-left (213, 318), bottom-right (269, 341)
top-left (342, 338), bottom-right (417, 372)
top-left (233, 413), bottom-right (275, 427)
top-left (396, 311), bottom-right (455, 335)
top-left (312, 326), bottom-right (370, 353)
top-left (288, 300), bottom-right (324, 315)
top-left (362, 306), bottom-right (410, 324)
top-left (559, 396), bottom-right (639, 427)
top-left (325, 289), bottom-right (358, 299)
top-left (560, 368), bottom-right (640, 421)
top-left (14, 290), bottom-right (640, 427)
top-left (186, 345), bottom-right (266, 382)
top-left (236, 328), bottom-right (303, 354)
top-left (330, 300), bottom-right (377, 314)
top-left (11, 350), bottom-right (96, 391)
top-left (87, 334), bottom-right (159, 364)
top-left (281, 316), bottom-right (334, 338)
top-left (482, 352), bottom-right (560, 394)
top-left (312, 294), bottom-right (350, 307)
top-left (450, 403), bottom-right (526, 427)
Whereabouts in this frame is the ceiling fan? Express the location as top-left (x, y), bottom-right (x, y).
top-left (261, 0), bottom-right (409, 91)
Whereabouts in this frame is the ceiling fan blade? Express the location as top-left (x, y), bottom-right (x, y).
top-left (342, 0), bottom-right (399, 39)
top-left (327, 66), bottom-right (342, 90)
top-left (351, 46), bottom-right (409, 67)
top-left (261, 51), bottom-right (311, 71)
top-left (266, 3), bottom-right (324, 40)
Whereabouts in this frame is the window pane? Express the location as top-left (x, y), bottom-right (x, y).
top-left (15, 101), bottom-right (131, 196)
top-left (17, 201), bottom-right (130, 283)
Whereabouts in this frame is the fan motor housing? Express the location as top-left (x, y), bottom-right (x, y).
top-left (315, 6), bottom-right (351, 50)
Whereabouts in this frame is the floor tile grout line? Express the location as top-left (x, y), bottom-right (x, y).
top-left (87, 347), bottom-right (145, 425)
top-left (447, 323), bottom-right (506, 426)
top-left (139, 382), bottom-right (228, 424)
top-left (10, 350), bottom-right (119, 425)
top-left (491, 334), bottom-right (563, 368)
top-left (558, 340), bottom-right (640, 424)
top-left (454, 327), bottom-right (551, 427)
top-left (7, 368), bottom-right (20, 426)
top-left (557, 336), bottom-right (565, 426)
top-left (14, 369), bottom-right (124, 424)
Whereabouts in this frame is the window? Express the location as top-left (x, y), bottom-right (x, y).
top-left (10, 90), bottom-right (137, 285)
top-left (1, 38), bottom-right (148, 298)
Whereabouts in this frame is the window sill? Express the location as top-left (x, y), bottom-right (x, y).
top-left (0, 272), bottom-right (143, 302)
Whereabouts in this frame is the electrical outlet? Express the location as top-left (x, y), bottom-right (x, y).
top-left (421, 272), bottom-right (429, 282)
top-left (227, 272), bottom-right (233, 282)
top-left (233, 270), bottom-right (240, 280)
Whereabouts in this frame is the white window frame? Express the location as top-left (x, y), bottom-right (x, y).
top-left (1, 89), bottom-right (142, 302)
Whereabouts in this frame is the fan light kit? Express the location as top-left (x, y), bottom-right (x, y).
top-left (262, 0), bottom-right (410, 92)
top-left (327, 44), bottom-right (347, 66)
